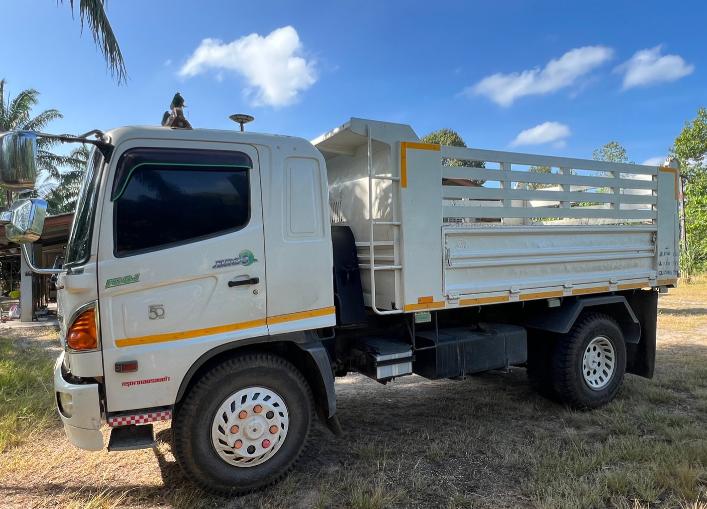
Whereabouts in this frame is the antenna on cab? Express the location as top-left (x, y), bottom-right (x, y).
top-left (229, 114), bottom-right (254, 132)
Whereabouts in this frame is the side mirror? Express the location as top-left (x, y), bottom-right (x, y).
top-left (0, 131), bottom-right (39, 189)
top-left (0, 198), bottom-right (47, 244)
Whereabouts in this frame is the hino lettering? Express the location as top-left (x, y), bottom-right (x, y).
top-left (0, 112), bottom-right (678, 495)
top-left (212, 250), bottom-right (257, 269)
top-left (105, 273), bottom-right (140, 288)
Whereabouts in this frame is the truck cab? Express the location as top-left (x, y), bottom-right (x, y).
top-left (0, 117), bottom-right (678, 494)
top-left (59, 126), bottom-right (334, 413)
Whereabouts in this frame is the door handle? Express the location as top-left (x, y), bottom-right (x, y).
top-left (228, 277), bottom-right (260, 287)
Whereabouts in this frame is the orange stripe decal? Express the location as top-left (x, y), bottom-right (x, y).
top-left (400, 143), bottom-right (408, 188)
top-left (519, 290), bottom-right (563, 301)
top-left (618, 282), bottom-right (650, 290)
top-left (572, 286), bottom-right (611, 296)
top-left (115, 318), bottom-right (268, 348)
top-left (400, 141), bottom-right (440, 188)
top-left (405, 142), bottom-right (442, 151)
top-left (404, 301), bottom-right (445, 312)
top-left (459, 295), bottom-right (509, 306)
top-left (266, 306), bottom-right (336, 325)
top-left (116, 306), bottom-right (336, 347)
top-left (659, 166), bottom-right (680, 200)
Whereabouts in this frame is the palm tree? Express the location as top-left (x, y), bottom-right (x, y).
top-left (59, 0), bottom-right (126, 83)
top-left (44, 145), bottom-right (90, 214)
top-left (0, 79), bottom-right (71, 182)
top-left (0, 79), bottom-right (79, 208)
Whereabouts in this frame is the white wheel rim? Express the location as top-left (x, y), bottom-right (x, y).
top-left (582, 336), bottom-right (616, 390)
top-left (211, 386), bottom-right (289, 468)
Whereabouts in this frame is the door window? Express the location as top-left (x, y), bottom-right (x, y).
top-left (113, 148), bottom-right (252, 257)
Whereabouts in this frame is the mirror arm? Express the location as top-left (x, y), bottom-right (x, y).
top-left (35, 132), bottom-right (114, 162)
top-left (21, 243), bottom-right (62, 275)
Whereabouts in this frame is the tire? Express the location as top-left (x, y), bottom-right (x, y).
top-left (172, 353), bottom-right (314, 494)
top-left (526, 331), bottom-right (557, 398)
top-left (551, 313), bottom-right (626, 409)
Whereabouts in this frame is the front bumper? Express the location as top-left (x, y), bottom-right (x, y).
top-left (53, 352), bottom-right (104, 451)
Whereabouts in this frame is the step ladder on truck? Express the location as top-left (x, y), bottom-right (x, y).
top-left (0, 116), bottom-right (679, 493)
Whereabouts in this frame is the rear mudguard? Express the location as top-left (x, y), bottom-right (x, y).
top-left (523, 291), bottom-right (657, 378)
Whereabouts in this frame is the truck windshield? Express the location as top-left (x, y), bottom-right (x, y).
top-left (64, 148), bottom-right (104, 267)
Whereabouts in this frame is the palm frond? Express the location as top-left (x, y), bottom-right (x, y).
top-left (62, 146), bottom-right (90, 172)
top-left (69, 144), bottom-right (91, 160)
top-left (0, 79), bottom-right (81, 198)
top-left (6, 88), bottom-right (39, 129)
top-left (37, 150), bottom-right (74, 179)
top-left (61, 0), bottom-right (127, 84)
top-left (21, 108), bottom-right (63, 131)
top-left (36, 137), bottom-right (57, 150)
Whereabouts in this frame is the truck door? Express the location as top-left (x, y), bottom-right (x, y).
top-left (97, 141), bottom-right (266, 412)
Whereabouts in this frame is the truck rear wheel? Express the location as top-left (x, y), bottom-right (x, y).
top-left (172, 354), bottom-right (313, 494)
top-left (551, 313), bottom-right (626, 409)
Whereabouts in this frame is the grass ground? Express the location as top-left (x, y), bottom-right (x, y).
top-left (0, 281), bottom-right (705, 508)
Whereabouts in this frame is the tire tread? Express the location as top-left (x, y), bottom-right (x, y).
top-left (551, 312), bottom-right (625, 409)
top-left (172, 353), bottom-right (314, 495)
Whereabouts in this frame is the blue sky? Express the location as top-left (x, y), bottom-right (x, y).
top-left (2, 0), bottom-right (705, 165)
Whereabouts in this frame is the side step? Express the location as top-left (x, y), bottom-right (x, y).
top-left (108, 424), bottom-right (156, 451)
top-left (414, 323), bottom-right (527, 379)
top-left (351, 337), bottom-right (413, 382)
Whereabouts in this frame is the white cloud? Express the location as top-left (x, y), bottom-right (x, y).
top-left (642, 156), bottom-right (666, 166)
top-left (467, 46), bottom-right (613, 106)
top-left (511, 122), bottom-right (571, 147)
top-left (179, 26), bottom-right (317, 107)
top-left (616, 45), bottom-right (694, 89)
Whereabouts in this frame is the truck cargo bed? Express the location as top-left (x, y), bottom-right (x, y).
top-left (314, 118), bottom-right (679, 314)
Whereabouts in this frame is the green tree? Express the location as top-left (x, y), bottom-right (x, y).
top-left (528, 165), bottom-right (552, 190)
top-left (421, 128), bottom-right (484, 185)
top-left (44, 145), bottom-right (90, 214)
top-left (592, 141), bottom-right (629, 164)
top-left (591, 141), bottom-right (634, 191)
top-left (0, 79), bottom-right (74, 206)
top-left (673, 107), bottom-right (707, 179)
top-left (59, 0), bottom-right (126, 83)
top-left (672, 107), bottom-right (707, 274)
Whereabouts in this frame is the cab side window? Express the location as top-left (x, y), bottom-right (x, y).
top-left (113, 148), bottom-right (252, 257)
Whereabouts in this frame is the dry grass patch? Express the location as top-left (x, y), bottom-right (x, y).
top-left (658, 276), bottom-right (707, 333)
top-left (0, 283), bottom-right (705, 508)
top-left (0, 331), bottom-right (57, 451)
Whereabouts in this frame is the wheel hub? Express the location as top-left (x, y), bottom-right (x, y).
top-left (582, 336), bottom-right (616, 390)
top-left (244, 417), bottom-right (266, 440)
top-left (211, 386), bottom-right (289, 467)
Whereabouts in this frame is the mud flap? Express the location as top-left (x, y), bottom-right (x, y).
top-left (625, 290), bottom-right (658, 378)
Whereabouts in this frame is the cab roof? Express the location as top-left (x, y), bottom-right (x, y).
top-left (104, 125), bottom-right (313, 153)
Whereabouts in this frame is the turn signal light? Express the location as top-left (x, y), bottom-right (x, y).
top-left (67, 308), bottom-right (98, 351)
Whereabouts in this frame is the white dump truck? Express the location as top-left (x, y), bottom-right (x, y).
top-left (0, 116), bottom-right (679, 493)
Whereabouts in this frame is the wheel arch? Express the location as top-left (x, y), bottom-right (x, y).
top-left (174, 332), bottom-right (337, 428)
top-left (523, 295), bottom-right (641, 344)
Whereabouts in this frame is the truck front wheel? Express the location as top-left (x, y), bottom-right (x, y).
top-left (172, 353), bottom-right (313, 494)
top-left (551, 313), bottom-right (626, 409)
